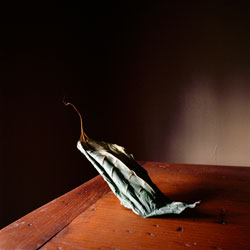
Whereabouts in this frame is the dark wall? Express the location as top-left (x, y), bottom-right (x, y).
top-left (1, 2), bottom-right (250, 228)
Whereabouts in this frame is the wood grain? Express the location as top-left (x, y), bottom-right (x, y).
top-left (0, 175), bottom-right (109, 250)
top-left (1, 162), bottom-right (250, 250)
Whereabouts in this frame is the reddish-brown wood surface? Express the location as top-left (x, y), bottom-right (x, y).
top-left (1, 162), bottom-right (250, 250)
top-left (0, 175), bottom-right (109, 249)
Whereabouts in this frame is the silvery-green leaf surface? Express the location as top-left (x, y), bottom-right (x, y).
top-left (66, 103), bottom-right (200, 217)
top-left (77, 139), bottom-right (199, 217)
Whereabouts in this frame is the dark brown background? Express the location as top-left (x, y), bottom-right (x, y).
top-left (1, 2), bottom-right (250, 228)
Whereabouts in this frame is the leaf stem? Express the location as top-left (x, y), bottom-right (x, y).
top-left (63, 101), bottom-right (86, 143)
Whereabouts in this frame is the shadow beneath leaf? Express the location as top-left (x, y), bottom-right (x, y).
top-left (151, 209), bottom-right (217, 223)
top-left (159, 208), bottom-right (210, 218)
top-left (149, 182), bottom-right (228, 222)
top-left (163, 183), bottom-right (223, 204)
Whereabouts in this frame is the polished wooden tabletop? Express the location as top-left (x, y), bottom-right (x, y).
top-left (0, 162), bottom-right (250, 250)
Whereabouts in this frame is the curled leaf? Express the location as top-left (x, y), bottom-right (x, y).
top-left (66, 103), bottom-right (200, 217)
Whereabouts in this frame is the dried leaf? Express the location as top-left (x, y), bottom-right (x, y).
top-left (65, 103), bottom-right (200, 217)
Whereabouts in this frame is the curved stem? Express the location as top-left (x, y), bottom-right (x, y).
top-left (63, 101), bottom-right (86, 143)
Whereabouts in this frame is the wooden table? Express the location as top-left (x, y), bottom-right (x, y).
top-left (0, 162), bottom-right (250, 250)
